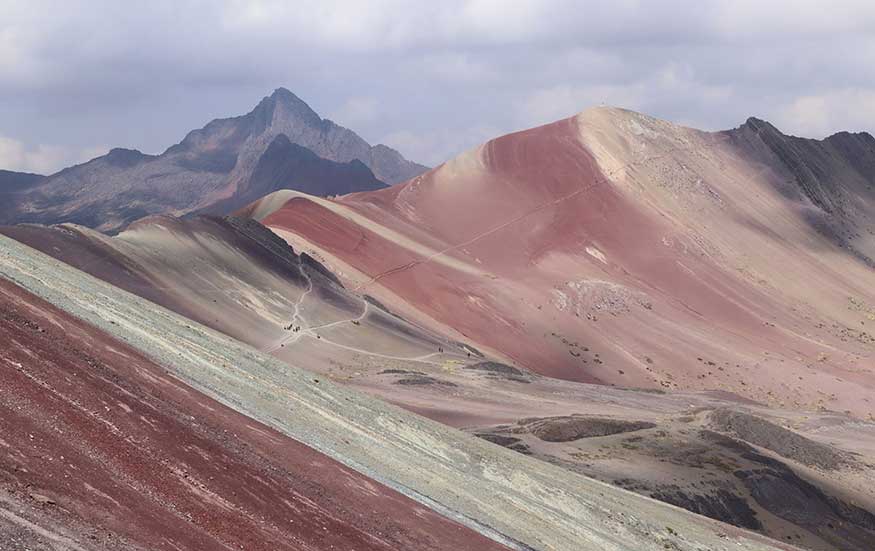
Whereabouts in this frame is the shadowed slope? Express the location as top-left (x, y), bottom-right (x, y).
top-left (0, 216), bottom-right (450, 357)
top-left (194, 134), bottom-right (387, 217)
top-left (729, 118), bottom-right (875, 265)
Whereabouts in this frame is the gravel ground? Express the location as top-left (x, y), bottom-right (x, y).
top-left (0, 234), bottom-right (798, 551)
top-left (709, 409), bottom-right (852, 470)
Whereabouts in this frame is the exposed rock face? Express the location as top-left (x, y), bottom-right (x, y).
top-left (734, 452), bottom-right (875, 551)
top-left (728, 118), bottom-right (875, 265)
top-left (193, 134), bottom-right (387, 216)
top-left (0, 88), bottom-right (424, 233)
top-left (650, 486), bottom-right (763, 531)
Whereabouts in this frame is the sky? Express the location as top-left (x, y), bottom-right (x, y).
top-left (1, 0), bottom-right (875, 174)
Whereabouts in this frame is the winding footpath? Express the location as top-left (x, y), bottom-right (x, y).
top-left (265, 261), bottom-right (449, 364)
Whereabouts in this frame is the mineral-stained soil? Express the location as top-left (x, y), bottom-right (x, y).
top-left (709, 409), bottom-right (852, 470)
top-left (0, 277), bottom-right (508, 551)
top-left (522, 415), bottom-right (657, 442)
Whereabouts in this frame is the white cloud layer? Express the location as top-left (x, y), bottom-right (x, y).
top-left (777, 89), bottom-right (875, 138)
top-left (1, 0), bottom-right (874, 172)
top-left (0, 135), bottom-right (106, 174)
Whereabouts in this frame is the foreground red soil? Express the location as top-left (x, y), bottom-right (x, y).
top-left (0, 277), bottom-right (507, 550)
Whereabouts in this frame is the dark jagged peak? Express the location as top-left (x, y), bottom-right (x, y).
top-left (247, 133), bottom-right (387, 197)
top-left (824, 129), bottom-right (875, 189)
top-left (736, 117), bottom-right (793, 140)
top-left (735, 117), bottom-right (826, 143)
top-left (252, 87), bottom-right (323, 129)
top-left (269, 87), bottom-right (320, 119)
top-left (739, 117), bottom-right (875, 147)
top-left (190, 134), bottom-right (387, 218)
top-left (262, 133), bottom-right (315, 159)
top-left (161, 87), bottom-right (425, 184)
top-left (827, 129), bottom-right (875, 140)
top-left (167, 88), bottom-right (324, 158)
top-left (730, 114), bottom-right (875, 227)
top-left (741, 117), bottom-right (778, 133)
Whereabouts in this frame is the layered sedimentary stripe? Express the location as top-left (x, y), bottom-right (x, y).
top-left (0, 234), bottom-right (793, 551)
top-left (0, 277), bottom-right (509, 550)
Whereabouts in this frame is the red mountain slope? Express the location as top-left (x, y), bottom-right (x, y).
top-left (251, 107), bottom-right (875, 419)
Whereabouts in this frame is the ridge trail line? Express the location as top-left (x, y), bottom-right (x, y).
top-left (352, 155), bottom-right (604, 292)
top-left (265, 258), bottom-right (314, 352)
top-left (307, 300), bottom-right (368, 331)
top-left (302, 335), bottom-right (445, 364)
top-left (349, 137), bottom-right (733, 292)
top-left (265, 267), bottom-right (455, 362)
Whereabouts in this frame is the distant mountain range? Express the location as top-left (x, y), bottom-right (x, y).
top-left (0, 88), bottom-right (426, 232)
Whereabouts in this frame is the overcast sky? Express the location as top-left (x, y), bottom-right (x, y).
top-left (1, 0), bottom-right (874, 174)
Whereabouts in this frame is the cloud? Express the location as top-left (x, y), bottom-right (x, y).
top-left (0, 1), bottom-right (873, 168)
top-left (381, 125), bottom-right (501, 167)
top-left (517, 64), bottom-right (736, 130)
top-left (0, 135), bottom-right (106, 174)
top-left (711, 0), bottom-right (875, 38)
top-left (520, 85), bottom-right (643, 127)
top-left (777, 89), bottom-right (875, 138)
top-left (331, 97), bottom-right (379, 126)
top-left (419, 53), bottom-right (499, 84)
